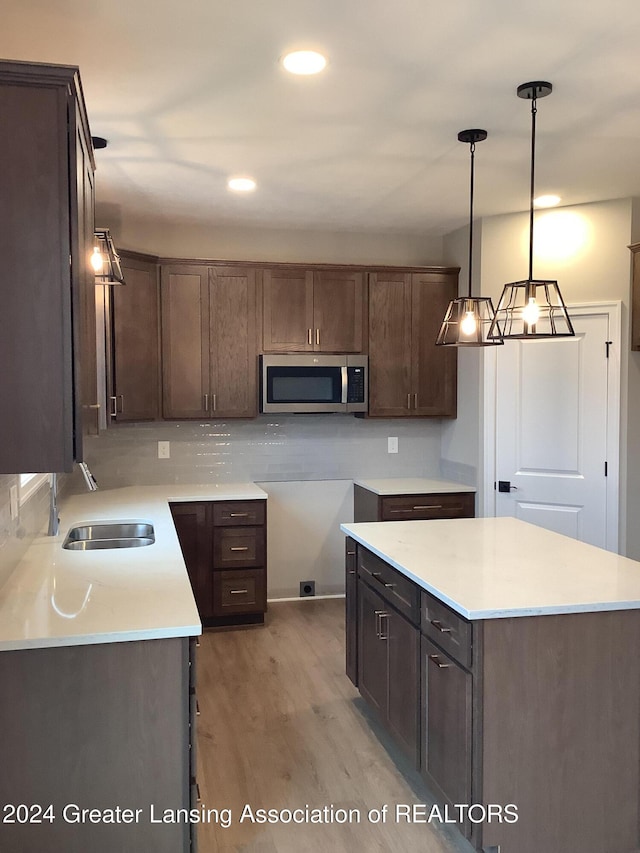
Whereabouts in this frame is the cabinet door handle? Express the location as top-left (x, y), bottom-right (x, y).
top-left (110, 396), bottom-right (118, 417)
top-left (196, 783), bottom-right (202, 803)
top-left (430, 619), bottom-right (452, 634)
top-left (316, 328), bottom-right (320, 346)
top-left (196, 700), bottom-right (201, 716)
top-left (229, 589), bottom-right (249, 595)
top-left (203, 393), bottom-right (209, 411)
top-left (348, 569), bottom-right (356, 575)
top-left (230, 546), bottom-right (249, 552)
top-left (308, 328), bottom-right (312, 345)
top-left (88, 403), bottom-right (101, 409)
top-left (414, 393), bottom-right (418, 409)
top-left (212, 394), bottom-right (217, 412)
top-left (230, 512), bottom-right (249, 517)
top-left (407, 394), bottom-right (411, 409)
top-left (428, 654), bottom-right (450, 669)
top-left (374, 609), bottom-right (383, 638)
top-left (378, 611), bottom-right (389, 641)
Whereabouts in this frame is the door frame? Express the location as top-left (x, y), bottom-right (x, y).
top-left (482, 300), bottom-right (621, 553)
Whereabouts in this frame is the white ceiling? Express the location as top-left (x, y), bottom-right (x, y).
top-left (4, 0), bottom-right (640, 237)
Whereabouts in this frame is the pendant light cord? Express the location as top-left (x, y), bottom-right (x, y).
top-left (468, 141), bottom-right (475, 299)
top-left (528, 97), bottom-right (537, 282)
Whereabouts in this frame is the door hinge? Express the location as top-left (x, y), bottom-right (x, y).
top-left (605, 340), bottom-right (613, 358)
top-left (493, 481), bottom-right (496, 491)
top-left (605, 461), bottom-right (608, 477)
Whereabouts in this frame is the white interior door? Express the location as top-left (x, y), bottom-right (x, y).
top-left (492, 304), bottom-right (620, 551)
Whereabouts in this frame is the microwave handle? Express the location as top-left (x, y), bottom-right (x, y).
top-left (341, 366), bottom-right (348, 405)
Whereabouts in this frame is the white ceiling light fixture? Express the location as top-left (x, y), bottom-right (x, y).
top-left (227, 177), bottom-right (257, 192)
top-left (281, 50), bottom-right (327, 75)
top-left (534, 194), bottom-right (561, 208)
top-left (488, 82), bottom-right (574, 340)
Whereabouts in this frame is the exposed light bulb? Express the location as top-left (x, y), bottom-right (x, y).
top-left (91, 246), bottom-right (103, 273)
top-left (460, 311), bottom-right (477, 336)
top-left (522, 297), bottom-right (540, 326)
top-left (282, 50), bottom-right (327, 75)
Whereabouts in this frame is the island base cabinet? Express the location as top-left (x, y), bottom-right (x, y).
top-left (0, 638), bottom-right (192, 853)
top-left (345, 537), bottom-right (358, 686)
top-left (421, 637), bottom-right (472, 835)
top-left (357, 578), bottom-right (419, 766)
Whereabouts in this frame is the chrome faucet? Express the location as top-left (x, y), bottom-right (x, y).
top-left (48, 462), bottom-right (99, 536)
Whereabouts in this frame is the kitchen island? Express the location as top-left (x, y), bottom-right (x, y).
top-left (0, 482), bottom-right (266, 853)
top-left (341, 516), bottom-right (640, 853)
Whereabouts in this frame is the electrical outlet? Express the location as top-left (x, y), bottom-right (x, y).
top-left (388, 436), bottom-right (398, 454)
top-left (158, 441), bottom-right (171, 459)
top-left (300, 580), bottom-right (316, 598)
top-left (9, 485), bottom-right (18, 520)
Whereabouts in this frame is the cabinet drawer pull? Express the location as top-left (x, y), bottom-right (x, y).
top-left (428, 654), bottom-right (450, 669)
top-left (195, 638), bottom-right (201, 648)
top-left (346, 550), bottom-right (356, 556)
top-left (230, 546), bottom-right (249, 552)
top-left (383, 582), bottom-right (395, 589)
top-left (371, 571), bottom-right (382, 578)
top-left (230, 512), bottom-right (249, 518)
top-left (229, 589), bottom-right (249, 595)
top-left (413, 504), bottom-right (442, 510)
top-left (348, 569), bottom-right (356, 575)
top-left (430, 619), bottom-right (452, 633)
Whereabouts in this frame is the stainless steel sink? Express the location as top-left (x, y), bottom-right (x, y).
top-left (62, 522), bottom-right (155, 551)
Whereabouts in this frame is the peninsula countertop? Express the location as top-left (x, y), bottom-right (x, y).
top-left (354, 477), bottom-right (475, 495)
top-left (341, 516), bottom-right (640, 620)
top-left (0, 483), bottom-right (268, 652)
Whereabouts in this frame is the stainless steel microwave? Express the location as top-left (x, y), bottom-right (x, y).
top-left (260, 355), bottom-right (368, 414)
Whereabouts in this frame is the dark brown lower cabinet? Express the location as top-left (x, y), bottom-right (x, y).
top-left (357, 576), bottom-right (419, 765)
top-left (170, 500), bottom-right (267, 627)
top-left (345, 538), bottom-right (358, 686)
top-left (348, 542), bottom-right (640, 853)
top-left (0, 637), bottom-right (195, 853)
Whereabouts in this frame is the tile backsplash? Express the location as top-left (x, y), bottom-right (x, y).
top-left (84, 416), bottom-right (444, 489)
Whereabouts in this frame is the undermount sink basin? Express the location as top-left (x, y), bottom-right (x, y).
top-left (62, 523), bottom-right (155, 551)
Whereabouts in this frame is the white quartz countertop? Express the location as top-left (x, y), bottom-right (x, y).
top-left (0, 483), bottom-right (268, 651)
top-left (354, 478), bottom-right (476, 495)
top-left (341, 517), bottom-right (640, 620)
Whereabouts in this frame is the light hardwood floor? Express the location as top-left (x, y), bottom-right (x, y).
top-left (196, 599), bottom-right (472, 853)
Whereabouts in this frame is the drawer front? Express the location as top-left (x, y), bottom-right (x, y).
top-left (358, 546), bottom-right (419, 624)
top-left (422, 592), bottom-right (472, 669)
top-left (213, 526), bottom-right (265, 569)
top-left (213, 569), bottom-right (266, 615)
top-left (212, 500), bottom-right (265, 526)
top-left (381, 492), bottom-right (474, 521)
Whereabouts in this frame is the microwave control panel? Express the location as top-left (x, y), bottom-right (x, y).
top-left (347, 367), bottom-right (366, 403)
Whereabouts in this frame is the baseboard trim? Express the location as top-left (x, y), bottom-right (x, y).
top-left (267, 594), bottom-right (345, 603)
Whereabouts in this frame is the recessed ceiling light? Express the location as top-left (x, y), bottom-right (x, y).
top-left (534, 194), bottom-right (561, 208)
top-left (281, 50), bottom-right (327, 75)
top-left (227, 177), bottom-right (257, 192)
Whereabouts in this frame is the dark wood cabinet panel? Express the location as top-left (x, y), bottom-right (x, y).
top-left (0, 61), bottom-right (94, 473)
top-left (213, 526), bottom-right (265, 569)
top-left (262, 268), bottom-right (314, 352)
top-left (170, 503), bottom-right (213, 619)
top-left (0, 638), bottom-right (192, 853)
top-left (213, 569), bottom-right (266, 616)
top-left (367, 272), bottom-right (412, 416)
top-left (367, 270), bottom-right (458, 418)
top-left (112, 253), bottom-right (161, 421)
top-left (422, 636), bottom-right (472, 808)
top-left (210, 266), bottom-right (257, 417)
top-left (345, 538), bottom-right (358, 686)
top-left (161, 265), bottom-right (210, 419)
top-left (313, 270), bottom-right (364, 352)
top-left (388, 608), bottom-right (420, 765)
top-left (357, 580), bottom-right (388, 717)
top-left (411, 273), bottom-right (457, 417)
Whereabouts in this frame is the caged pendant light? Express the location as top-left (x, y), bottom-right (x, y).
top-left (91, 228), bottom-right (126, 285)
top-left (436, 129), bottom-right (503, 347)
top-left (487, 82), bottom-right (574, 340)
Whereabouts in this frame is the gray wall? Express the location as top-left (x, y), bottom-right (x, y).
top-left (0, 475), bottom-right (51, 589)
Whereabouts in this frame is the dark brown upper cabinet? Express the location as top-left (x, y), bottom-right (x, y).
top-left (262, 267), bottom-right (365, 353)
top-left (110, 252), bottom-right (161, 422)
top-left (0, 60), bottom-right (95, 473)
top-left (161, 263), bottom-right (257, 419)
top-left (368, 270), bottom-right (458, 418)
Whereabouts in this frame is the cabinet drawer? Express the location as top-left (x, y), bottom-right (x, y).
top-left (213, 569), bottom-right (266, 616)
top-left (422, 592), bottom-right (472, 669)
top-left (213, 526), bottom-right (265, 569)
top-left (212, 501), bottom-right (265, 526)
top-left (358, 546), bottom-right (419, 624)
top-left (381, 492), bottom-right (474, 521)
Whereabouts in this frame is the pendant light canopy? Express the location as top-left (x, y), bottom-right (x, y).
top-left (436, 130), bottom-right (503, 347)
top-left (92, 228), bottom-right (126, 285)
top-left (488, 82), bottom-right (574, 340)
